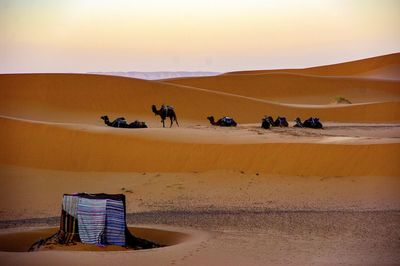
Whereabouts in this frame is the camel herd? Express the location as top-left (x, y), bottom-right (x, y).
top-left (101, 104), bottom-right (323, 129)
top-left (260, 116), bottom-right (323, 129)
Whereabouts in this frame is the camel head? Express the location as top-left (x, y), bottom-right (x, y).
top-left (151, 105), bottom-right (158, 115)
top-left (207, 116), bottom-right (215, 124)
top-left (100, 115), bottom-right (109, 121)
top-left (295, 117), bottom-right (301, 123)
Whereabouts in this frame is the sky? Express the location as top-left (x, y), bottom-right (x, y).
top-left (0, 0), bottom-right (399, 73)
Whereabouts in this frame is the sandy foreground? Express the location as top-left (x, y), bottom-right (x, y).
top-left (0, 54), bottom-right (400, 265)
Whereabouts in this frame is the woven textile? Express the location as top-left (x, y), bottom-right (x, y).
top-left (105, 199), bottom-right (126, 246)
top-left (77, 198), bottom-right (107, 245)
top-left (59, 195), bottom-right (80, 243)
top-left (62, 195), bottom-right (79, 217)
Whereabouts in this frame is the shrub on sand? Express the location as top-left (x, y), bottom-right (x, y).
top-left (333, 96), bottom-right (352, 104)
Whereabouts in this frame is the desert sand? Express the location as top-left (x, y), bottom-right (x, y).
top-left (0, 53), bottom-right (399, 265)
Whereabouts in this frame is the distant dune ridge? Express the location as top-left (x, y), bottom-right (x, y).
top-left (87, 71), bottom-right (220, 80)
top-left (223, 52), bottom-right (400, 79)
top-left (165, 53), bottom-right (400, 104)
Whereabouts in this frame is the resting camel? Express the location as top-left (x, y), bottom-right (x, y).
top-left (207, 116), bottom-right (237, 127)
top-left (151, 105), bottom-right (179, 128)
top-left (261, 117), bottom-right (271, 129)
top-left (266, 116), bottom-right (288, 127)
top-left (101, 116), bottom-right (148, 128)
top-left (127, 120), bottom-right (148, 128)
top-left (294, 117), bottom-right (323, 129)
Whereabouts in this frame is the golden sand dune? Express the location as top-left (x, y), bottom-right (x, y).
top-left (1, 116), bottom-right (399, 176)
top-left (1, 74), bottom-right (399, 123)
top-left (164, 73), bottom-right (400, 104)
top-left (224, 53), bottom-right (400, 78)
top-left (355, 64), bottom-right (400, 80)
top-left (166, 53), bottom-right (400, 104)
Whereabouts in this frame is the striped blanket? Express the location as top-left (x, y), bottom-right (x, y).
top-left (62, 195), bottom-right (79, 217)
top-left (59, 195), bottom-right (79, 243)
top-left (77, 198), bottom-right (107, 245)
top-left (105, 199), bottom-right (126, 246)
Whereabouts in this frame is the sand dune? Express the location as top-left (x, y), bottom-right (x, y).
top-left (1, 73), bottom-right (399, 123)
top-left (356, 64), bottom-right (400, 80)
top-left (164, 73), bottom-right (400, 104)
top-left (223, 53), bottom-right (400, 79)
top-left (1, 116), bottom-right (399, 176)
top-left (165, 53), bottom-right (400, 104)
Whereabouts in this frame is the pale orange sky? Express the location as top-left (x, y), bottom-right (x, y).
top-left (0, 0), bottom-right (399, 73)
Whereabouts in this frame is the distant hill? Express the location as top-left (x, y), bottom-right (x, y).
top-left (88, 71), bottom-right (220, 80)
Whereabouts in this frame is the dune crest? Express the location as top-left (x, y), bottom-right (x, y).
top-left (223, 53), bottom-right (400, 79)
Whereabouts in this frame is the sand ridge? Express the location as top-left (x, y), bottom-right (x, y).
top-left (164, 71), bottom-right (400, 104)
top-left (1, 73), bottom-right (400, 123)
top-left (1, 115), bottom-right (399, 176)
top-left (223, 53), bottom-right (400, 78)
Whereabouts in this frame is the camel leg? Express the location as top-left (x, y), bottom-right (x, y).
top-left (170, 117), bottom-right (173, 128)
top-left (162, 119), bottom-right (165, 128)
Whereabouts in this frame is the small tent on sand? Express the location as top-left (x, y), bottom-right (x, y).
top-left (29, 193), bottom-right (160, 251)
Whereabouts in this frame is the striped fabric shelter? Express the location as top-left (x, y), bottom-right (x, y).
top-left (58, 193), bottom-right (129, 247)
top-left (28, 193), bottom-right (159, 251)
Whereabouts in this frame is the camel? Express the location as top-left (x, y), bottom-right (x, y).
top-left (101, 116), bottom-right (127, 128)
top-left (294, 117), bottom-right (323, 129)
top-left (266, 116), bottom-right (288, 127)
top-left (151, 105), bottom-right (179, 128)
top-left (127, 120), bottom-right (148, 128)
top-left (101, 116), bottom-right (148, 128)
top-left (207, 116), bottom-right (237, 127)
top-left (261, 117), bottom-right (271, 129)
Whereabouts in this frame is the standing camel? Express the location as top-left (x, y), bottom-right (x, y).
top-left (151, 105), bottom-right (179, 128)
